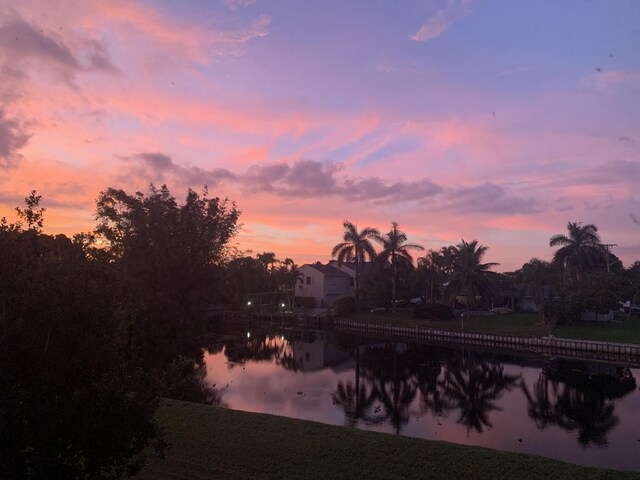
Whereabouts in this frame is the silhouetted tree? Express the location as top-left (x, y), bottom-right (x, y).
top-left (445, 240), bottom-right (499, 316)
top-left (94, 184), bottom-right (240, 369)
top-left (0, 194), bottom-right (164, 479)
top-left (332, 221), bottom-right (380, 309)
top-left (376, 222), bottom-right (424, 306)
top-left (549, 222), bottom-right (605, 281)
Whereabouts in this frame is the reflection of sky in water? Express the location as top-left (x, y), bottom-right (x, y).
top-left (204, 328), bottom-right (640, 471)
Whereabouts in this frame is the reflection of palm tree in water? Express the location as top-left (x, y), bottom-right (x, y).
top-left (521, 366), bottom-right (635, 447)
top-left (370, 343), bottom-right (418, 435)
top-left (224, 335), bottom-right (282, 364)
top-left (442, 353), bottom-right (520, 434)
top-left (275, 340), bottom-right (301, 372)
top-left (521, 371), bottom-right (559, 429)
top-left (416, 358), bottom-right (448, 419)
top-left (332, 345), bottom-right (382, 427)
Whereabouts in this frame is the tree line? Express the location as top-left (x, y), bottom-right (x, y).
top-left (329, 220), bottom-right (640, 322)
top-left (1, 186), bottom-right (639, 477)
top-left (0, 186), bottom-right (240, 478)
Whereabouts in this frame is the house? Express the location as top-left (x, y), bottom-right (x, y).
top-left (328, 260), bottom-right (375, 278)
top-left (517, 284), bottom-right (557, 313)
top-left (296, 262), bottom-right (355, 307)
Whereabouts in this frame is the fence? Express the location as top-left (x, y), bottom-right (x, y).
top-left (334, 319), bottom-right (640, 365)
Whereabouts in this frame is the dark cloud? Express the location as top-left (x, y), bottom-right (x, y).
top-left (238, 159), bottom-right (442, 202)
top-left (618, 136), bottom-right (632, 142)
top-left (587, 160), bottom-right (640, 186)
top-left (0, 109), bottom-right (30, 168)
top-left (118, 154), bottom-right (538, 215)
top-left (138, 152), bottom-right (174, 171)
top-left (343, 177), bottom-right (442, 202)
top-left (0, 17), bottom-right (118, 85)
top-left (443, 182), bottom-right (541, 215)
top-left (119, 152), bottom-right (237, 187)
top-left (0, 19), bottom-right (77, 68)
top-left (86, 40), bottom-right (119, 74)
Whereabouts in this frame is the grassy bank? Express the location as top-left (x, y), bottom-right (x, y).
top-left (137, 399), bottom-right (639, 480)
top-left (346, 310), bottom-right (544, 336)
top-left (554, 318), bottom-right (640, 344)
top-left (344, 310), bottom-right (640, 345)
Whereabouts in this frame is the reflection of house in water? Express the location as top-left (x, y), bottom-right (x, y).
top-left (291, 331), bottom-right (353, 372)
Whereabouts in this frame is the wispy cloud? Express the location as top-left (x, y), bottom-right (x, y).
top-left (225, 0), bottom-right (257, 11)
top-left (116, 153), bottom-right (543, 217)
top-left (410, 0), bottom-right (474, 42)
top-left (582, 69), bottom-right (640, 93)
top-left (498, 66), bottom-right (532, 77)
top-left (0, 109), bottom-right (31, 169)
top-left (0, 17), bottom-right (118, 87)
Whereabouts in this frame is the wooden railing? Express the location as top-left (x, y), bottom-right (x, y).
top-left (333, 319), bottom-right (640, 365)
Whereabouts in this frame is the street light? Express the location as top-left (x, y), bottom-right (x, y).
top-left (247, 300), bottom-right (252, 306)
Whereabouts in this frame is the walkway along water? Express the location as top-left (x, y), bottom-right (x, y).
top-left (333, 318), bottom-right (640, 367)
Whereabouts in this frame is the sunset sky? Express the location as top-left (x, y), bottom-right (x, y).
top-left (1, 0), bottom-right (639, 270)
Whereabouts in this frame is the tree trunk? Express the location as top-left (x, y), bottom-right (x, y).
top-left (354, 255), bottom-right (360, 310)
top-left (430, 275), bottom-right (434, 305)
top-left (391, 255), bottom-right (397, 307)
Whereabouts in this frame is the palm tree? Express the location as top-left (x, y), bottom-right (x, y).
top-left (376, 222), bottom-right (424, 306)
top-left (445, 239), bottom-right (499, 317)
top-left (274, 258), bottom-right (302, 308)
top-left (521, 258), bottom-right (557, 326)
top-left (418, 249), bottom-right (444, 305)
top-left (256, 251), bottom-right (277, 272)
top-left (549, 222), bottom-right (605, 281)
top-left (331, 221), bottom-right (380, 308)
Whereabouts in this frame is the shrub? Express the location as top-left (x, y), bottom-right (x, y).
top-left (294, 296), bottom-right (316, 309)
top-left (413, 303), bottom-right (453, 320)
top-left (332, 296), bottom-right (356, 315)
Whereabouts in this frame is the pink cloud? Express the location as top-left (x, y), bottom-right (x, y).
top-left (410, 0), bottom-right (474, 42)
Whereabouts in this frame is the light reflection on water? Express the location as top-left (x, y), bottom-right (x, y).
top-left (202, 324), bottom-right (640, 471)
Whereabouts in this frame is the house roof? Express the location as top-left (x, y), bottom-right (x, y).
top-left (305, 263), bottom-right (350, 277)
top-left (328, 260), bottom-right (375, 275)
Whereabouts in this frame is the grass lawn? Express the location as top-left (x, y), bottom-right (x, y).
top-left (136, 399), bottom-right (639, 480)
top-left (346, 310), bottom-right (544, 337)
top-left (554, 317), bottom-right (640, 344)
top-left (344, 311), bottom-right (640, 345)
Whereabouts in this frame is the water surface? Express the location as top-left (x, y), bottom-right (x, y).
top-left (203, 323), bottom-right (640, 471)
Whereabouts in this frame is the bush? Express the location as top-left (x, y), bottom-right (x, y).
top-left (413, 303), bottom-right (454, 320)
top-left (294, 296), bottom-right (316, 309)
top-left (332, 296), bottom-right (356, 315)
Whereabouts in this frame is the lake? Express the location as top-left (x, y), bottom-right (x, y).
top-left (202, 322), bottom-right (640, 471)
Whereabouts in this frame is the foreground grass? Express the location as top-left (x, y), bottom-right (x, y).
top-left (137, 399), bottom-right (639, 480)
top-left (345, 311), bottom-right (640, 344)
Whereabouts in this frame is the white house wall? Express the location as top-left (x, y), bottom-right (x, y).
top-left (323, 275), bottom-right (353, 305)
top-left (296, 265), bottom-right (325, 302)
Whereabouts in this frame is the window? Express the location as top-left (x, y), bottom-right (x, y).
top-left (349, 277), bottom-right (354, 287)
top-left (306, 276), bottom-right (311, 285)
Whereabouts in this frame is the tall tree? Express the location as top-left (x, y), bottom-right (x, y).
top-left (418, 249), bottom-right (444, 304)
top-left (521, 258), bottom-right (558, 326)
top-left (376, 222), bottom-right (424, 306)
top-left (445, 239), bottom-right (499, 317)
top-left (256, 251), bottom-right (277, 272)
top-left (331, 221), bottom-right (380, 309)
top-left (0, 194), bottom-right (164, 478)
top-left (549, 222), bottom-right (605, 281)
top-left (15, 190), bottom-right (46, 232)
top-left (95, 184), bottom-right (240, 369)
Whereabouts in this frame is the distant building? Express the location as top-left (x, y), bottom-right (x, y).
top-left (296, 262), bottom-right (355, 307)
